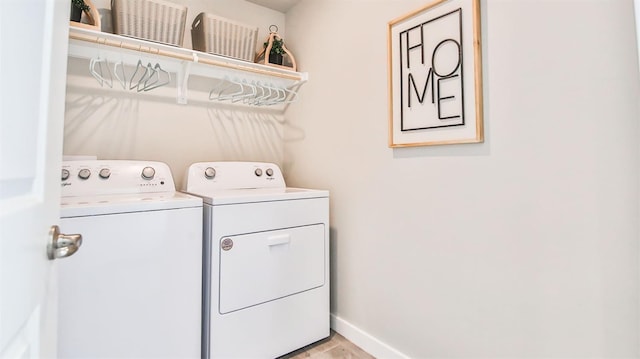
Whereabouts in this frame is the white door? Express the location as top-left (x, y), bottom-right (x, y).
top-left (0, 0), bottom-right (70, 357)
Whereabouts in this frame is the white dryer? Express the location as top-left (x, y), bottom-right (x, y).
top-left (58, 160), bottom-right (203, 358)
top-left (183, 162), bottom-right (330, 359)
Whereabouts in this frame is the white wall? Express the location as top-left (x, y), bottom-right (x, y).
top-left (64, 0), bottom-right (286, 189)
top-left (63, 0), bottom-right (640, 356)
top-left (284, 0), bottom-right (640, 357)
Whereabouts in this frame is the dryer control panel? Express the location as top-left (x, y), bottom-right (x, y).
top-left (183, 162), bottom-right (286, 193)
top-left (61, 160), bottom-right (176, 197)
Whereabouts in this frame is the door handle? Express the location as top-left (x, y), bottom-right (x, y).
top-left (267, 234), bottom-right (290, 246)
top-left (47, 225), bottom-right (83, 260)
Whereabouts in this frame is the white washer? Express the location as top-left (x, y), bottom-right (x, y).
top-left (58, 160), bottom-right (203, 359)
top-left (183, 161), bottom-right (330, 359)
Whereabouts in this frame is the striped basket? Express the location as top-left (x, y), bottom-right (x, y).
top-left (111, 0), bottom-right (187, 47)
top-left (191, 13), bottom-right (258, 62)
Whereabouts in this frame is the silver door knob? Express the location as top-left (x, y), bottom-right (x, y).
top-left (47, 225), bottom-right (82, 260)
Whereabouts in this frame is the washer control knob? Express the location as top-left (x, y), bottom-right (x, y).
top-left (78, 169), bottom-right (91, 180)
top-left (204, 167), bottom-right (216, 179)
top-left (141, 166), bottom-right (155, 180)
top-left (61, 169), bottom-right (70, 181)
top-left (266, 168), bottom-right (274, 177)
top-left (99, 168), bottom-right (111, 179)
top-left (254, 168), bottom-right (263, 177)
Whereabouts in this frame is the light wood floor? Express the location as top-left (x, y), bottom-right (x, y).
top-left (278, 331), bottom-right (375, 359)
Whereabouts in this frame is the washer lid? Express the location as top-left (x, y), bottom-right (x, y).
top-left (60, 191), bottom-right (202, 218)
top-left (186, 187), bottom-right (329, 205)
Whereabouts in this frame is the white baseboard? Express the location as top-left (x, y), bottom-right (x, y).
top-left (330, 314), bottom-right (410, 359)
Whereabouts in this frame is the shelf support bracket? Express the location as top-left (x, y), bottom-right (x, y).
top-left (176, 55), bottom-right (195, 104)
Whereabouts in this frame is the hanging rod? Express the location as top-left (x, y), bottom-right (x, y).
top-left (68, 28), bottom-right (306, 82)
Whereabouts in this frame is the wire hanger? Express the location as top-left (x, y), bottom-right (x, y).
top-left (281, 86), bottom-right (299, 104)
top-left (214, 78), bottom-right (245, 102)
top-left (129, 60), bottom-right (146, 90)
top-left (143, 63), bottom-right (171, 91)
top-left (234, 80), bottom-right (258, 104)
top-left (89, 56), bottom-right (113, 88)
top-left (136, 62), bottom-right (157, 92)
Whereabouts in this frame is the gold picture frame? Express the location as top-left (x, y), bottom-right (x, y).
top-left (387, 0), bottom-right (483, 147)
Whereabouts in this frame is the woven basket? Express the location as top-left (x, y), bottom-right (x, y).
top-left (111, 0), bottom-right (187, 47)
top-left (191, 13), bottom-right (258, 62)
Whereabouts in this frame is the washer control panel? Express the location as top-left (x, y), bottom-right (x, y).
top-left (183, 162), bottom-right (286, 193)
top-left (61, 160), bottom-right (176, 197)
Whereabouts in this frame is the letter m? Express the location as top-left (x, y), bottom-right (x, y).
top-left (407, 69), bottom-right (435, 108)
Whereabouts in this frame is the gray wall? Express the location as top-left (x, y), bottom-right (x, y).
top-left (284, 0), bottom-right (640, 357)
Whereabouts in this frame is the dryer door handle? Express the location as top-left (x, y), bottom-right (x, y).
top-left (267, 234), bottom-right (290, 247)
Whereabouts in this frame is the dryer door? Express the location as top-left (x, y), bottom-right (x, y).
top-left (218, 224), bottom-right (325, 314)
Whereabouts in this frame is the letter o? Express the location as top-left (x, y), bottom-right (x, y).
top-left (431, 39), bottom-right (461, 78)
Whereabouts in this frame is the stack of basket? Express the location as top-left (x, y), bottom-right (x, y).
top-left (110, 0), bottom-right (258, 62)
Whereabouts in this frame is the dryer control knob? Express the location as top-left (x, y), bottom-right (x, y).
top-left (78, 169), bottom-right (91, 180)
top-left (141, 166), bottom-right (155, 180)
top-left (204, 167), bottom-right (216, 179)
top-left (99, 168), bottom-right (111, 179)
top-left (266, 168), bottom-right (274, 177)
top-left (254, 168), bottom-right (263, 177)
top-left (61, 169), bottom-right (70, 181)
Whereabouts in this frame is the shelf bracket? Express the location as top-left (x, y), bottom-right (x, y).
top-left (176, 54), bottom-right (197, 104)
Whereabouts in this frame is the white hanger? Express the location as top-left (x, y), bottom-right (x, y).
top-left (233, 80), bottom-right (257, 104)
top-left (136, 62), bottom-right (157, 92)
top-left (214, 78), bottom-right (245, 102)
top-left (89, 56), bottom-right (113, 88)
top-left (280, 86), bottom-right (299, 104)
top-left (263, 83), bottom-right (285, 106)
top-left (207, 78), bottom-right (298, 106)
top-left (139, 62), bottom-right (159, 91)
top-left (143, 63), bottom-right (171, 91)
top-left (251, 83), bottom-right (265, 106)
top-left (129, 60), bottom-right (146, 90)
top-left (208, 78), bottom-right (228, 100)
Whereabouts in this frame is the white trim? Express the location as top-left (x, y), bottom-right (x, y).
top-left (330, 314), bottom-right (410, 359)
top-left (635, 0), bottom-right (640, 73)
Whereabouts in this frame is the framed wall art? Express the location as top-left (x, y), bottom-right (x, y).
top-left (387, 0), bottom-right (483, 147)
